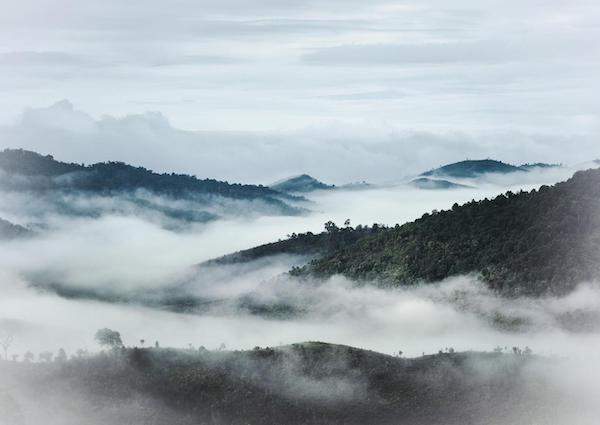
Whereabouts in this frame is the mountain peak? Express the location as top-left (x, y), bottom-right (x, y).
top-left (271, 174), bottom-right (335, 193)
top-left (421, 159), bottom-right (524, 178)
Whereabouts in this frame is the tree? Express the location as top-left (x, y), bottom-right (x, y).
top-left (23, 351), bottom-right (34, 363)
top-left (0, 332), bottom-right (13, 360)
top-left (94, 328), bottom-right (123, 350)
top-left (324, 221), bottom-right (338, 234)
top-left (55, 348), bottom-right (67, 363)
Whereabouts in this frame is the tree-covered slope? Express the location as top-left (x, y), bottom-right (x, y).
top-left (308, 168), bottom-right (600, 295)
top-left (0, 148), bottom-right (304, 217)
top-left (1, 343), bottom-right (548, 425)
top-left (421, 159), bottom-right (524, 178)
top-left (206, 222), bottom-right (387, 266)
top-left (0, 148), bottom-right (299, 202)
top-left (271, 174), bottom-right (335, 193)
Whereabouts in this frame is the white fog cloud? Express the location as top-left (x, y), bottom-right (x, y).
top-left (1, 100), bottom-right (597, 184)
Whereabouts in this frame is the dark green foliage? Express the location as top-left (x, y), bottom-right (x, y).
top-left (0, 149), bottom-right (81, 176)
top-left (0, 149), bottom-right (303, 215)
top-left (271, 174), bottom-right (335, 193)
top-left (94, 328), bottom-right (124, 349)
top-left (1, 343), bottom-right (549, 425)
top-left (309, 169), bottom-right (600, 295)
top-left (207, 222), bottom-right (388, 266)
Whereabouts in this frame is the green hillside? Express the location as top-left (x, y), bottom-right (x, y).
top-left (308, 168), bottom-right (600, 295)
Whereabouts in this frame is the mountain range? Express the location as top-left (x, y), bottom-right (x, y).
top-left (0, 149), bottom-right (306, 225)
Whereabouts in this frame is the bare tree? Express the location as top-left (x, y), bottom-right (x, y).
top-left (0, 332), bottom-right (14, 360)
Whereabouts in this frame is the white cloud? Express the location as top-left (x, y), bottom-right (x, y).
top-left (0, 0), bottom-right (598, 134)
top-left (1, 101), bottom-right (598, 184)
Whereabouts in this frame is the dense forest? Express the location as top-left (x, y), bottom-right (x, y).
top-left (308, 168), bottom-right (600, 295)
top-left (0, 148), bottom-right (303, 209)
top-left (213, 168), bottom-right (600, 296)
top-left (0, 341), bottom-right (546, 425)
top-left (207, 221), bottom-right (388, 266)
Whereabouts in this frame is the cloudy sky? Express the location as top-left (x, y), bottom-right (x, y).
top-left (1, 0), bottom-right (599, 183)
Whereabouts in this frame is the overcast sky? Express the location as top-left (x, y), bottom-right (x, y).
top-left (0, 0), bottom-right (599, 182)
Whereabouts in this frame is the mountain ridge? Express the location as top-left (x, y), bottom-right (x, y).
top-left (271, 174), bottom-right (335, 193)
top-left (206, 168), bottom-right (600, 296)
top-left (0, 148), bottom-right (307, 221)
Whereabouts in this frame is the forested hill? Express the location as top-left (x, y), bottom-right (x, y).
top-left (0, 149), bottom-right (300, 204)
top-left (1, 342), bottom-right (546, 425)
top-left (271, 174), bottom-right (334, 193)
top-left (308, 168), bottom-right (600, 295)
top-left (208, 167), bottom-right (600, 295)
top-left (205, 222), bottom-right (387, 266)
top-left (421, 159), bottom-right (524, 178)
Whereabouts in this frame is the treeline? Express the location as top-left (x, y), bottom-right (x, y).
top-left (206, 220), bottom-right (389, 266)
top-left (0, 338), bottom-right (542, 425)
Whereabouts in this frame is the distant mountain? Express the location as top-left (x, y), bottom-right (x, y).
top-left (338, 181), bottom-right (372, 191)
top-left (421, 159), bottom-right (565, 179)
top-left (421, 159), bottom-right (524, 178)
top-left (0, 149), bottom-right (305, 223)
top-left (0, 149), bottom-right (297, 201)
top-left (0, 217), bottom-right (31, 240)
top-left (409, 177), bottom-right (471, 190)
top-left (271, 174), bottom-right (335, 193)
top-left (519, 162), bottom-right (562, 171)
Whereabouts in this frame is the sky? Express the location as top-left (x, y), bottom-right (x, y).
top-left (0, 0), bottom-right (599, 182)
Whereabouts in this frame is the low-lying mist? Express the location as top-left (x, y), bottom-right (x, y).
top-left (0, 168), bottom-right (597, 352)
top-left (2, 167), bottom-right (600, 424)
